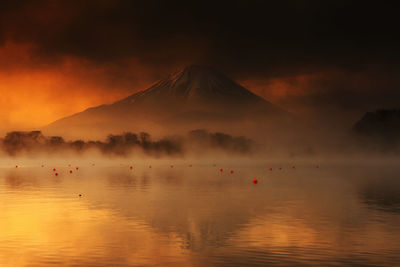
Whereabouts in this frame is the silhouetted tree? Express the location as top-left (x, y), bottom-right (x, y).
top-left (124, 132), bottom-right (140, 146)
top-left (2, 131), bottom-right (46, 155)
top-left (48, 136), bottom-right (65, 146)
top-left (70, 140), bottom-right (85, 151)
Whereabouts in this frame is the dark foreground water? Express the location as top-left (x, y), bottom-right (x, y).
top-left (1, 160), bottom-right (400, 266)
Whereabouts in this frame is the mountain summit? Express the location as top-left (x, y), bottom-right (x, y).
top-left (43, 65), bottom-right (289, 139)
top-left (118, 65), bottom-right (267, 104)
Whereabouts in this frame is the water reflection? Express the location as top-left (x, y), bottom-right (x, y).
top-left (5, 172), bottom-right (41, 189)
top-left (360, 176), bottom-right (400, 214)
top-left (0, 163), bottom-right (400, 266)
top-left (105, 168), bottom-right (152, 191)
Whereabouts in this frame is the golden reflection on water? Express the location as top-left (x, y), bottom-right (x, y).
top-left (0, 191), bottom-right (189, 266)
top-left (0, 162), bottom-right (400, 266)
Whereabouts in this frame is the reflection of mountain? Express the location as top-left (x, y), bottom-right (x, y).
top-left (4, 165), bottom-right (400, 265)
top-left (103, 167), bottom-right (264, 250)
top-left (43, 65), bottom-right (290, 139)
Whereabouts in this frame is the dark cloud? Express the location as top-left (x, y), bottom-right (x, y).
top-left (1, 0), bottom-right (399, 75)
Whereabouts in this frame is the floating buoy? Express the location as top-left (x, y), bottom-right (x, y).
top-left (316, 165), bottom-right (319, 168)
top-left (53, 168), bottom-right (56, 172)
top-left (55, 173), bottom-right (58, 176)
top-left (269, 168), bottom-right (272, 171)
top-left (79, 194), bottom-right (82, 197)
top-left (170, 165), bottom-right (174, 168)
top-left (69, 170), bottom-right (73, 174)
top-left (76, 167), bottom-right (79, 170)
top-left (253, 178), bottom-right (258, 184)
top-left (15, 165), bottom-right (18, 168)
top-left (130, 166), bottom-right (133, 170)
top-left (230, 170), bottom-right (234, 174)
top-left (219, 168), bottom-right (223, 172)
top-left (292, 165), bottom-right (295, 169)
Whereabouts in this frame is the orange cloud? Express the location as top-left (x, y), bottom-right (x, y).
top-left (0, 42), bottom-right (156, 134)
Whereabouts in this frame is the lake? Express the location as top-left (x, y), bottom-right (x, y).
top-left (1, 159), bottom-right (400, 266)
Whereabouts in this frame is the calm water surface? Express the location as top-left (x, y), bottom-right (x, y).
top-left (1, 161), bottom-right (400, 266)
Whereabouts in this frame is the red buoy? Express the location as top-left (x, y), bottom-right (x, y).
top-left (253, 178), bottom-right (258, 184)
top-left (69, 170), bottom-right (73, 174)
top-left (170, 165), bottom-right (174, 168)
top-left (76, 167), bottom-right (79, 170)
top-left (219, 168), bottom-right (223, 172)
top-left (15, 165), bottom-right (18, 168)
top-left (292, 165), bottom-right (295, 169)
top-left (269, 168), bottom-right (272, 171)
top-left (316, 165), bottom-right (319, 168)
top-left (53, 168), bottom-right (56, 172)
top-left (130, 166), bottom-right (133, 170)
top-left (230, 170), bottom-right (234, 174)
top-left (55, 173), bottom-right (58, 176)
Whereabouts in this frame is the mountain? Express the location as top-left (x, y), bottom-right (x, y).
top-left (43, 65), bottom-right (290, 139)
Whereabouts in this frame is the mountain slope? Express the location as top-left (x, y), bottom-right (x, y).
top-left (43, 65), bottom-right (289, 139)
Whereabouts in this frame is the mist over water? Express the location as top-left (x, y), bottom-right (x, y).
top-left (1, 157), bottom-right (400, 266)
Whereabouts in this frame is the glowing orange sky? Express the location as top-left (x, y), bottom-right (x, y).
top-left (2, 42), bottom-right (303, 134)
top-left (0, 41), bottom-right (390, 135)
top-left (0, 42), bottom-right (156, 134)
top-left (0, 60), bottom-right (303, 134)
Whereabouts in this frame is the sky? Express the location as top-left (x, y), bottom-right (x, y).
top-left (0, 0), bottom-right (399, 133)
